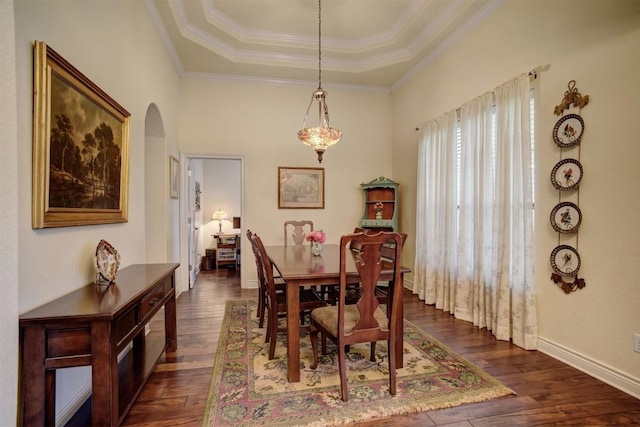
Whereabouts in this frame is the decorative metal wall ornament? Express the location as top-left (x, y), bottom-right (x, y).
top-left (550, 273), bottom-right (586, 294)
top-left (554, 80), bottom-right (590, 115)
top-left (549, 79), bottom-right (588, 293)
top-left (195, 181), bottom-right (201, 211)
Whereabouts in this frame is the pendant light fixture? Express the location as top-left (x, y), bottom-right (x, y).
top-left (297, 0), bottom-right (342, 163)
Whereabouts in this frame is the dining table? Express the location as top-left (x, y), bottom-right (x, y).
top-left (264, 243), bottom-right (411, 383)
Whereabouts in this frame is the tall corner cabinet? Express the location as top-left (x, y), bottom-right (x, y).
top-left (359, 176), bottom-right (399, 231)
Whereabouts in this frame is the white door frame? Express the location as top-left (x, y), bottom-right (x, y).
top-left (178, 153), bottom-right (245, 292)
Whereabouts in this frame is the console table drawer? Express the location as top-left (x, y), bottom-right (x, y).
top-left (140, 283), bottom-right (165, 320)
top-left (115, 306), bottom-right (137, 345)
top-left (46, 327), bottom-right (91, 359)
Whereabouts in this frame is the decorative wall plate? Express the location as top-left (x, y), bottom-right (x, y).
top-left (551, 158), bottom-right (583, 191)
top-left (550, 202), bottom-right (582, 233)
top-left (553, 114), bottom-right (584, 147)
top-left (550, 245), bottom-right (581, 277)
top-left (95, 239), bottom-right (121, 283)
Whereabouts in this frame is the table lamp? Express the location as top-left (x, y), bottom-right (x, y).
top-left (212, 208), bottom-right (228, 233)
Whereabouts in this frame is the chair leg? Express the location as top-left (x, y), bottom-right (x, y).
top-left (309, 325), bottom-right (319, 369)
top-left (388, 338), bottom-right (396, 396)
top-left (268, 313), bottom-right (278, 360)
top-left (257, 288), bottom-right (264, 324)
top-left (321, 332), bottom-right (328, 355)
top-left (338, 343), bottom-right (349, 402)
top-left (258, 296), bottom-right (266, 329)
top-left (369, 341), bottom-right (377, 362)
top-left (264, 307), bottom-right (271, 343)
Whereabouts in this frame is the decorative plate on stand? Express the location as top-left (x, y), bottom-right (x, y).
top-left (550, 245), bottom-right (581, 277)
top-left (95, 239), bottom-right (121, 284)
top-left (553, 114), bottom-right (584, 147)
top-left (550, 202), bottom-right (582, 233)
top-left (551, 158), bottom-right (583, 191)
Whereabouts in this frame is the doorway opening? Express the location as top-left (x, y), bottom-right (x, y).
top-left (182, 155), bottom-right (244, 289)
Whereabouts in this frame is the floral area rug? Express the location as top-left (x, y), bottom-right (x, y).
top-left (203, 299), bottom-right (514, 426)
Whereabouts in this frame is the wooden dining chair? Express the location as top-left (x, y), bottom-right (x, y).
top-left (246, 229), bottom-right (285, 330)
top-left (371, 232), bottom-right (408, 304)
top-left (284, 220), bottom-right (313, 246)
top-left (309, 231), bottom-right (404, 402)
top-left (323, 229), bottom-right (407, 306)
top-left (251, 232), bottom-right (327, 360)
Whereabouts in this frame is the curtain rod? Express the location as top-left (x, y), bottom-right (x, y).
top-left (414, 66), bottom-right (544, 131)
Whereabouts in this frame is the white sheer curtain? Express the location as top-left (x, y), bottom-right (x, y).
top-left (413, 74), bottom-right (537, 350)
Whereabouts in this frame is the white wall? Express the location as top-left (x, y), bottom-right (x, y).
top-left (11, 0), bottom-right (182, 421)
top-left (179, 77), bottom-right (394, 287)
top-left (202, 159), bottom-right (242, 248)
top-left (392, 0), bottom-right (640, 394)
top-left (0, 0), bottom-right (19, 424)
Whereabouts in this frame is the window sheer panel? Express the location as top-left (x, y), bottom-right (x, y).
top-left (414, 74), bottom-right (537, 350)
top-left (493, 77), bottom-right (537, 349)
top-left (413, 112), bottom-right (458, 310)
top-left (457, 92), bottom-right (495, 326)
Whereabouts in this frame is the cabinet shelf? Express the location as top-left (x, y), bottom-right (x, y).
top-left (214, 233), bottom-right (239, 269)
top-left (360, 177), bottom-right (399, 232)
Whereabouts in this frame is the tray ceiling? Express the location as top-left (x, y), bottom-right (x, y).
top-left (144, 0), bottom-right (500, 88)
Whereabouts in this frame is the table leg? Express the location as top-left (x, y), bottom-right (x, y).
top-left (91, 320), bottom-right (118, 426)
top-left (165, 293), bottom-right (177, 352)
top-left (286, 280), bottom-right (301, 382)
top-left (21, 326), bottom-right (46, 427)
top-left (390, 277), bottom-right (404, 369)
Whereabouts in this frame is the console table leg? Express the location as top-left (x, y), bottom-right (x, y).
top-left (45, 370), bottom-right (56, 426)
top-left (165, 295), bottom-right (177, 352)
top-left (91, 320), bottom-right (118, 426)
top-left (21, 326), bottom-right (46, 427)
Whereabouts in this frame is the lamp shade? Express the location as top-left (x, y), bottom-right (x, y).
top-left (212, 208), bottom-right (228, 233)
top-left (212, 209), bottom-right (228, 222)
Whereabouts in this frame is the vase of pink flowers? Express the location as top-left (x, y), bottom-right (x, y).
top-left (306, 229), bottom-right (326, 256)
top-left (374, 201), bottom-right (384, 220)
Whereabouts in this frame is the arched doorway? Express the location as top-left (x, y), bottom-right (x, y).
top-left (144, 103), bottom-right (167, 262)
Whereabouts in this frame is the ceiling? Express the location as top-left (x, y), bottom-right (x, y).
top-left (144, 0), bottom-right (500, 89)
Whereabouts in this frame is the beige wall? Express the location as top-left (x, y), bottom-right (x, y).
top-left (392, 0), bottom-right (640, 393)
top-left (11, 0), bottom-right (182, 421)
top-left (1, 0), bottom-right (19, 424)
top-left (178, 77), bottom-right (394, 287)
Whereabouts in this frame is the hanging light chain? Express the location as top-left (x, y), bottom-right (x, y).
top-left (317, 0), bottom-right (322, 89)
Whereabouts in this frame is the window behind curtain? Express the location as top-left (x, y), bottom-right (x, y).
top-left (455, 89), bottom-right (536, 220)
top-left (413, 74), bottom-right (538, 349)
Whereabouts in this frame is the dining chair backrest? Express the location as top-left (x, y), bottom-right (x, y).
top-left (380, 232), bottom-right (408, 262)
top-left (348, 229), bottom-right (407, 257)
top-left (284, 220), bottom-right (313, 246)
top-left (251, 232), bottom-right (279, 301)
top-left (247, 230), bottom-right (267, 302)
top-left (338, 231), bottom-right (403, 340)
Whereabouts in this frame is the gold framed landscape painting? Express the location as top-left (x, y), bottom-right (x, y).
top-left (278, 167), bottom-right (324, 209)
top-left (32, 41), bottom-right (131, 228)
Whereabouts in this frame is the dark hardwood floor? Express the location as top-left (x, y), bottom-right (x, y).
top-left (122, 268), bottom-right (640, 426)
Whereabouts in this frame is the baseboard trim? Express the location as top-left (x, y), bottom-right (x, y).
top-left (56, 381), bottom-right (92, 426)
top-left (537, 337), bottom-right (640, 399)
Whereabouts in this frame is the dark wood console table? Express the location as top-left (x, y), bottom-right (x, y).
top-left (19, 263), bottom-right (179, 426)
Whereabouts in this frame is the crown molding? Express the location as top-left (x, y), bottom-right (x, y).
top-left (183, 71), bottom-right (390, 93)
